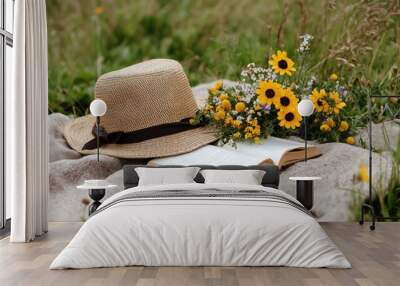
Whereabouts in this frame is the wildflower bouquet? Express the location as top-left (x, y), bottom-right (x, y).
top-left (191, 34), bottom-right (355, 145)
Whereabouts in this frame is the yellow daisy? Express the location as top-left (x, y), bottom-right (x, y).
top-left (325, 118), bottom-right (336, 128)
top-left (310, 89), bottom-right (329, 113)
top-left (233, 132), bottom-right (241, 139)
top-left (275, 88), bottom-right (298, 111)
top-left (232, 120), bottom-right (241, 128)
top-left (256, 80), bottom-right (282, 106)
top-left (346, 136), bottom-right (355, 145)
top-left (320, 124), bottom-right (331, 133)
top-left (338, 121), bottom-right (349, 132)
top-left (209, 80), bottom-right (223, 95)
top-left (204, 104), bottom-right (214, 112)
top-left (214, 110), bottom-right (225, 121)
top-left (358, 164), bottom-right (369, 183)
top-left (224, 116), bottom-right (233, 126)
top-left (219, 93), bottom-right (229, 101)
top-left (235, 102), bottom-right (246, 113)
top-left (245, 126), bottom-right (254, 134)
top-left (220, 99), bottom-right (231, 110)
top-left (330, 73), bottom-right (338, 81)
top-left (248, 119), bottom-right (258, 127)
top-left (277, 108), bottom-right (302, 129)
top-left (245, 132), bottom-right (253, 139)
top-left (252, 126), bottom-right (261, 136)
top-left (329, 91), bottom-right (346, 114)
top-left (95, 6), bottom-right (104, 15)
top-left (268, 50), bottom-right (296, 76)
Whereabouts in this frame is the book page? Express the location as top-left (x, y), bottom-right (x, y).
top-left (148, 145), bottom-right (263, 166)
top-left (223, 136), bottom-right (307, 165)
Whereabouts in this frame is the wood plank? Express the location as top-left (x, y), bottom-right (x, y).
top-left (0, 222), bottom-right (398, 286)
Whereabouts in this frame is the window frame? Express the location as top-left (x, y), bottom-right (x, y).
top-left (0, 0), bottom-right (13, 233)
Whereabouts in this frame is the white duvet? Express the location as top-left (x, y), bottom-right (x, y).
top-left (50, 183), bottom-right (350, 269)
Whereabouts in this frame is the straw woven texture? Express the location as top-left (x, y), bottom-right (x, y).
top-left (64, 59), bottom-right (218, 159)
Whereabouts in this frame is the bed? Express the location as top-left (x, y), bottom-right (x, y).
top-left (50, 165), bottom-right (350, 269)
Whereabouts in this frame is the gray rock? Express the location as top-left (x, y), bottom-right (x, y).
top-left (280, 143), bottom-right (392, 221)
top-left (192, 80), bottom-right (237, 108)
top-left (48, 113), bottom-right (81, 162)
top-left (49, 154), bottom-right (123, 221)
top-left (355, 120), bottom-right (400, 152)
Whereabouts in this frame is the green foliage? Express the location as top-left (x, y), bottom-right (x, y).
top-left (381, 129), bottom-right (400, 218)
top-left (47, 0), bottom-right (400, 117)
top-left (350, 132), bottom-right (400, 221)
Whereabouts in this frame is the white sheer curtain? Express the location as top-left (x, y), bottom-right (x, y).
top-left (8, 0), bottom-right (49, 242)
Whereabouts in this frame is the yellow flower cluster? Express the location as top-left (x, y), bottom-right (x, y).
top-left (320, 118), bottom-right (350, 134)
top-left (196, 54), bottom-right (353, 146)
top-left (309, 83), bottom-right (353, 144)
top-left (310, 89), bottom-right (346, 115)
top-left (205, 81), bottom-right (264, 143)
top-left (253, 51), bottom-right (302, 130)
top-left (206, 50), bottom-right (304, 144)
top-left (209, 80), bottom-right (223, 95)
top-left (256, 80), bottom-right (301, 129)
top-left (244, 119), bottom-right (261, 141)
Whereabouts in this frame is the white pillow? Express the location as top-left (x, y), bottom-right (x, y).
top-left (135, 167), bottom-right (200, 186)
top-left (200, 169), bottom-right (266, 185)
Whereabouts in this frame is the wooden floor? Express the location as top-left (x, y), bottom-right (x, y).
top-left (0, 222), bottom-right (399, 286)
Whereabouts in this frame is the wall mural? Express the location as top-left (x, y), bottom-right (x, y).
top-left (46, 0), bottom-right (399, 222)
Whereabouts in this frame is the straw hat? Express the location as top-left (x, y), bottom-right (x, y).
top-left (64, 59), bottom-right (218, 159)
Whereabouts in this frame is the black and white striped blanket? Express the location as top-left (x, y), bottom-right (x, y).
top-left (92, 189), bottom-right (312, 217)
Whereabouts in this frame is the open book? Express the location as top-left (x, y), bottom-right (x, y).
top-left (149, 137), bottom-right (321, 169)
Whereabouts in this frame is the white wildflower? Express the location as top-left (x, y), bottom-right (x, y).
top-left (297, 34), bottom-right (314, 53)
top-left (240, 64), bottom-right (275, 83)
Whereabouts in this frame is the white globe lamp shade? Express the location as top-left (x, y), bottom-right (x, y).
top-left (90, 99), bottom-right (107, 117)
top-left (298, 98), bottom-right (314, 117)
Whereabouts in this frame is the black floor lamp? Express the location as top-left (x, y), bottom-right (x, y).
top-left (359, 94), bottom-right (400, 231)
top-left (298, 98), bottom-right (315, 161)
top-left (89, 99), bottom-right (107, 162)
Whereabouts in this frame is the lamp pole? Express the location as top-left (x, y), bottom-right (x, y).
top-left (96, 116), bottom-right (100, 162)
top-left (90, 99), bottom-right (107, 163)
top-left (304, 116), bottom-right (308, 162)
top-left (298, 98), bottom-right (314, 163)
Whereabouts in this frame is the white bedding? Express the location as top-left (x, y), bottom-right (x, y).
top-left (50, 183), bottom-right (350, 269)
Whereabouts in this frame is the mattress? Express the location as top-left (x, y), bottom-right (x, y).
top-left (50, 183), bottom-right (350, 269)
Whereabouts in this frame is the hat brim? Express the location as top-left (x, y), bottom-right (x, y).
top-left (64, 115), bottom-right (218, 159)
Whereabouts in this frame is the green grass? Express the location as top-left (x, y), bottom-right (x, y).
top-left (350, 130), bottom-right (400, 221)
top-left (47, 0), bottom-right (400, 116)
